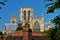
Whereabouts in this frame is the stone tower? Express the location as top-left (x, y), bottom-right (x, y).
top-left (2, 25), bottom-right (6, 34)
top-left (40, 13), bottom-right (44, 32)
top-left (48, 20), bottom-right (51, 30)
top-left (20, 7), bottom-right (33, 29)
top-left (10, 15), bottom-right (16, 23)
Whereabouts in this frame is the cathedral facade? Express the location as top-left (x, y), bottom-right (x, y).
top-left (20, 7), bottom-right (44, 32)
top-left (2, 7), bottom-right (51, 34)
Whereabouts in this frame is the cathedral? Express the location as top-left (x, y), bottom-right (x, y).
top-left (2, 7), bottom-right (51, 34)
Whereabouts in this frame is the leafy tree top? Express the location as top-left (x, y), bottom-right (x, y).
top-left (44, 0), bottom-right (60, 13)
top-left (51, 15), bottom-right (60, 27)
top-left (0, 31), bottom-right (3, 35)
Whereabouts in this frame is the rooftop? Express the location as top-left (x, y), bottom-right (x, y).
top-left (13, 30), bottom-right (43, 36)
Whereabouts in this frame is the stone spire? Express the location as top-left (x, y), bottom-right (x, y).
top-left (40, 12), bottom-right (44, 32)
top-left (35, 13), bottom-right (38, 18)
top-left (48, 19), bottom-right (51, 30)
top-left (10, 15), bottom-right (16, 23)
top-left (41, 12), bottom-right (44, 21)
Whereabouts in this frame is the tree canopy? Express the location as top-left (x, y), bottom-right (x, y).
top-left (47, 15), bottom-right (60, 40)
top-left (0, 0), bottom-right (7, 9)
top-left (16, 21), bottom-right (23, 31)
top-left (44, 0), bottom-right (60, 13)
top-left (51, 15), bottom-right (60, 27)
top-left (0, 31), bottom-right (3, 35)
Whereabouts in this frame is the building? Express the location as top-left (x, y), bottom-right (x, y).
top-left (2, 7), bottom-right (51, 34)
top-left (2, 23), bottom-right (17, 34)
top-left (20, 7), bottom-right (45, 32)
top-left (4, 22), bottom-right (47, 40)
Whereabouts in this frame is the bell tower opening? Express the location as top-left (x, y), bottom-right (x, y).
top-left (20, 7), bottom-right (33, 29)
top-left (24, 10), bottom-right (26, 20)
top-left (28, 10), bottom-right (30, 20)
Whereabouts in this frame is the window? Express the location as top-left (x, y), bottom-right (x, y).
top-left (24, 10), bottom-right (26, 20)
top-left (33, 21), bottom-right (40, 32)
top-left (28, 11), bottom-right (30, 20)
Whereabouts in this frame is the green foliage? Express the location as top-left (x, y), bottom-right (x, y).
top-left (55, 27), bottom-right (60, 40)
top-left (47, 28), bottom-right (55, 40)
top-left (0, 0), bottom-right (7, 9)
top-left (0, 2), bottom-right (5, 9)
top-left (44, 0), bottom-right (53, 2)
top-left (16, 27), bottom-right (23, 31)
top-left (16, 21), bottom-right (23, 31)
top-left (0, 2), bottom-right (5, 5)
top-left (0, 31), bottom-right (3, 35)
top-left (0, 17), bottom-right (1, 19)
top-left (51, 15), bottom-right (60, 27)
top-left (47, 15), bottom-right (60, 40)
top-left (47, 27), bottom-right (60, 40)
top-left (45, 0), bottom-right (60, 13)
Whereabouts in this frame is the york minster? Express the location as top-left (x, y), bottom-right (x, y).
top-left (2, 7), bottom-right (51, 34)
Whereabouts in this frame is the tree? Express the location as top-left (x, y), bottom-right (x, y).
top-left (16, 21), bottom-right (23, 31)
top-left (0, 0), bottom-right (7, 19)
top-left (0, 31), bottom-right (3, 35)
top-left (0, 32), bottom-right (4, 40)
top-left (51, 15), bottom-right (60, 27)
top-left (44, 0), bottom-right (60, 13)
top-left (0, 0), bottom-right (7, 9)
top-left (55, 27), bottom-right (60, 40)
top-left (16, 26), bottom-right (23, 31)
top-left (47, 27), bottom-right (60, 40)
top-left (47, 15), bottom-right (60, 40)
top-left (47, 28), bottom-right (54, 40)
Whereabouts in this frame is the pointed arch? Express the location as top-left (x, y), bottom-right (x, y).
top-left (33, 21), bottom-right (40, 32)
top-left (28, 10), bottom-right (30, 20)
top-left (24, 10), bottom-right (26, 20)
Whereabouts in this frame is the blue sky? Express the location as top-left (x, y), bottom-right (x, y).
top-left (0, 0), bottom-right (60, 31)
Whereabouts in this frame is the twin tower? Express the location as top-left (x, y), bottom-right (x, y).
top-left (11, 7), bottom-right (50, 32)
top-left (20, 7), bottom-right (44, 32)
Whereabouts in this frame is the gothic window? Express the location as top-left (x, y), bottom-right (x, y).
top-left (24, 10), bottom-right (26, 20)
top-left (28, 11), bottom-right (30, 20)
top-left (33, 21), bottom-right (40, 32)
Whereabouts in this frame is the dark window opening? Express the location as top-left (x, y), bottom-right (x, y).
top-left (28, 11), bottom-right (30, 20)
top-left (24, 10), bottom-right (26, 20)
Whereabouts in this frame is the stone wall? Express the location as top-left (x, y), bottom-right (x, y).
top-left (4, 35), bottom-right (47, 40)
